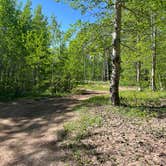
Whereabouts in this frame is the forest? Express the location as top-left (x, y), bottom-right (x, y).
top-left (0, 0), bottom-right (166, 165)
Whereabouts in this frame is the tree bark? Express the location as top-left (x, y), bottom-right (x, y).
top-left (136, 61), bottom-right (141, 91)
top-left (151, 14), bottom-right (157, 91)
top-left (106, 48), bottom-right (111, 81)
top-left (110, 0), bottom-right (122, 106)
top-left (108, 48), bottom-right (112, 81)
top-left (158, 74), bottom-right (163, 90)
top-left (103, 49), bottom-right (109, 81)
top-left (83, 54), bottom-right (86, 81)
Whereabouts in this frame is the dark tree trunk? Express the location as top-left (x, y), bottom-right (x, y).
top-left (110, 0), bottom-right (122, 106)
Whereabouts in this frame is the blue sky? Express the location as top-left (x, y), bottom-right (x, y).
top-left (18, 0), bottom-right (95, 31)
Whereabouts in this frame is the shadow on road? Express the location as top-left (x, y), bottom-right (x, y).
top-left (0, 90), bottom-right (105, 166)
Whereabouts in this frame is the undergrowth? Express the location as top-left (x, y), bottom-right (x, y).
top-left (64, 110), bottom-right (102, 142)
top-left (62, 89), bottom-right (166, 165)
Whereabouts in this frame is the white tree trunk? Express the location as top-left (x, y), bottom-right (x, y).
top-left (151, 14), bottom-right (157, 91)
top-left (110, 0), bottom-right (122, 106)
top-left (136, 61), bottom-right (142, 91)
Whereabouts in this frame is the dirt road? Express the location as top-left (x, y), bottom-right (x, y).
top-left (0, 90), bottom-right (105, 166)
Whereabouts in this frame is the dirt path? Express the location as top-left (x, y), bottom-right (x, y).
top-left (0, 90), bottom-right (106, 166)
top-left (1, 88), bottom-right (165, 166)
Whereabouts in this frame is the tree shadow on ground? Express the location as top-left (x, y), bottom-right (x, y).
top-left (24, 128), bottom-right (110, 166)
top-left (0, 90), bottom-right (108, 166)
top-left (0, 97), bottom-right (80, 143)
top-left (120, 98), bottom-right (166, 119)
top-left (139, 106), bottom-right (166, 119)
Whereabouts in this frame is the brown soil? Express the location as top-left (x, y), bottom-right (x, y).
top-left (72, 107), bottom-right (166, 165)
top-left (0, 90), bottom-right (165, 166)
top-left (71, 90), bottom-right (108, 101)
top-left (0, 91), bottom-right (99, 166)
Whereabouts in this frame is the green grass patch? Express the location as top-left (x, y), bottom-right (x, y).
top-left (73, 90), bottom-right (166, 119)
top-left (64, 111), bottom-right (102, 142)
top-left (116, 107), bottom-right (158, 118)
top-left (0, 89), bottom-right (69, 102)
top-left (83, 95), bottom-right (110, 106)
top-left (120, 90), bottom-right (166, 106)
top-left (71, 88), bottom-right (88, 95)
top-left (77, 81), bottom-right (109, 91)
top-left (72, 95), bottom-right (110, 112)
